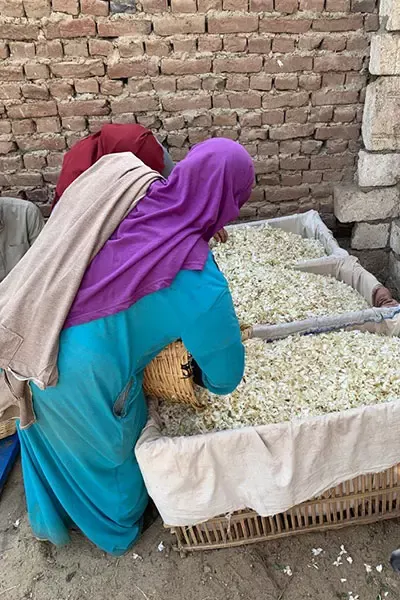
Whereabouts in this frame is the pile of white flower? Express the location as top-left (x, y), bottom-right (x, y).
top-left (159, 332), bottom-right (400, 437)
top-left (212, 224), bottom-right (367, 325)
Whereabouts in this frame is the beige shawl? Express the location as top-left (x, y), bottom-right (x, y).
top-left (0, 152), bottom-right (161, 428)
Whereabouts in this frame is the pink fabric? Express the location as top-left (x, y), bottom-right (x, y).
top-left (65, 138), bottom-right (254, 328)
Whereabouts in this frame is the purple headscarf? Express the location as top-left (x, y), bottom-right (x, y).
top-left (65, 138), bottom-right (255, 328)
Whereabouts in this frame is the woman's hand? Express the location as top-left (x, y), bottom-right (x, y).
top-left (373, 286), bottom-right (399, 308)
top-left (213, 228), bottom-right (228, 244)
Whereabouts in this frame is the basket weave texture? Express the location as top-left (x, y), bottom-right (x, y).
top-left (168, 464), bottom-right (400, 552)
top-left (0, 419), bottom-right (16, 440)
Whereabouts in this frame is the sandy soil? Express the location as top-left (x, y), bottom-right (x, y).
top-left (1, 461), bottom-right (400, 600)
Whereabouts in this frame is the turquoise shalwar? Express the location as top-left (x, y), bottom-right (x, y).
top-left (18, 252), bottom-right (244, 555)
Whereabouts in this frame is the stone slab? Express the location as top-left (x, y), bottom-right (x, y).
top-left (351, 222), bottom-right (390, 250)
top-left (362, 77), bottom-right (400, 151)
top-left (358, 150), bottom-right (400, 187)
top-left (370, 34), bottom-right (400, 75)
top-left (380, 0), bottom-right (400, 31)
top-left (334, 183), bottom-right (400, 222)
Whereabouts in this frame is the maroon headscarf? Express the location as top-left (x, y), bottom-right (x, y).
top-left (65, 138), bottom-right (255, 328)
top-left (53, 124), bottom-right (165, 209)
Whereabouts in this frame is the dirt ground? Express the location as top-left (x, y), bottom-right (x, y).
top-left (1, 461), bottom-right (400, 600)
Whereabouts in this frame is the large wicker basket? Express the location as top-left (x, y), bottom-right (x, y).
top-left (143, 327), bottom-right (252, 407)
top-left (168, 463), bottom-right (400, 553)
top-left (0, 419), bottom-right (16, 440)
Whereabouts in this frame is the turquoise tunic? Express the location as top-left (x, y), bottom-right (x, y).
top-left (18, 252), bottom-right (244, 555)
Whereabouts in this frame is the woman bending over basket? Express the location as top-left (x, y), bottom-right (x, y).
top-left (1, 138), bottom-right (254, 555)
top-left (53, 123), bottom-right (229, 245)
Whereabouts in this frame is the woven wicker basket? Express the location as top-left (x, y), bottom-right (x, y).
top-left (168, 463), bottom-right (400, 553)
top-left (0, 419), bottom-right (16, 440)
top-left (143, 326), bottom-right (253, 408)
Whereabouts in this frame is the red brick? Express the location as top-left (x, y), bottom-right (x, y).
top-left (62, 116), bottom-right (87, 131)
top-left (299, 0), bottom-right (324, 9)
top-left (254, 157), bottom-right (279, 174)
top-left (210, 15), bottom-right (259, 34)
top-left (171, 0), bottom-right (196, 10)
top-left (36, 41), bottom-right (63, 59)
top-left (151, 76), bottom-right (175, 93)
top-left (321, 36), bottom-right (346, 51)
top-left (333, 106), bottom-right (356, 123)
top-left (264, 56), bottom-right (313, 73)
top-left (162, 94), bottom-right (211, 112)
top-left (226, 75), bottom-right (249, 91)
top-left (281, 173), bottom-right (303, 186)
top-left (272, 37), bottom-right (295, 53)
top-left (214, 56), bottom-right (262, 73)
top-left (198, 0), bottom-right (221, 9)
top-left (226, 92), bottom-right (261, 109)
top-left (311, 154), bottom-right (354, 169)
top-left (286, 107), bottom-right (308, 123)
top-left (213, 94), bottom-right (231, 108)
top-left (301, 139), bottom-right (322, 153)
top-left (5, 172), bottom-right (44, 186)
top-left (177, 75), bottom-right (202, 90)
top-left (172, 39), bottom-right (196, 53)
top-left (0, 84), bottom-right (21, 100)
top-left (270, 123), bottom-right (314, 139)
top-left (0, 43), bottom-right (9, 59)
top-left (364, 14), bottom-right (378, 31)
top-left (264, 185), bottom-right (309, 202)
top-left (312, 88), bottom-right (359, 105)
top-left (309, 106), bottom-right (333, 122)
top-left (161, 58), bottom-right (211, 76)
top-left (223, 36), bottom-right (247, 53)
top-left (351, 0), bottom-right (376, 11)
top-left (45, 17), bottom-right (96, 39)
top-left (275, 74), bottom-right (298, 90)
top-left (303, 170), bottom-right (322, 183)
top-left (260, 17), bottom-right (311, 33)
top-left (0, 66), bottom-right (24, 81)
top-left (346, 35), bottom-right (368, 51)
top-left (280, 140), bottom-right (301, 153)
top-left (326, 139), bottom-right (348, 153)
top-left (325, 0), bottom-right (349, 7)
top-left (250, 0), bottom-right (273, 9)
top-left (110, 96), bottom-right (159, 114)
top-left (16, 135), bottom-right (66, 151)
top-left (51, 60), bottom-right (104, 78)
top-left (23, 0), bottom-right (50, 17)
top-left (43, 170), bottom-right (61, 185)
top-left (299, 73), bottom-right (321, 90)
top-left (108, 59), bottom-right (156, 78)
top-left (247, 38), bottom-right (272, 54)
top-left (64, 40), bottom-right (89, 57)
top-left (258, 140), bottom-right (280, 154)
top-left (24, 64), bottom-right (50, 80)
top-left (98, 19), bottom-right (151, 37)
top-left (312, 16), bottom-right (363, 31)
top-left (0, 141), bottom-right (16, 154)
top-left (141, 0), bottom-right (167, 10)
top-left (322, 73), bottom-right (345, 87)
top-left (47, 152), bottom-right (64, 167)
top-left (275, 0), bottom-right (298, 13)
top-left (250, 74), bottom-right (273, 90)
top-left (52, 0), bottom-right (79, 13)
top-left (0, 24), bottom-right (39, 40)
top-left (0, 120), bottom-right (11, 134)
top-left (262, 110), bottom-right (284, 125)
top-left (21, 83), bottom-right (49, 100)
top-left (280, 156), bottom-right (310, 170)
top-left (49, 81), bottom-right (74, 99)
top-left (7, 101), bottom-right (57, 119)
top-left (153, 15), bottom-right (205, 35)
top-left (212, 111), bottom-right (238, 127)
top-left (263, 90), bottom-right (309, 108)
top-left (100, 79), bottom-right (123, 95)
top-left (89, 39), bottom-right (113, 56)
top-left (202, 76), bottom-right (225, 91)
top-left (81, 0), bottom-right (108, 15)
top-left (198, 36), bottom-right (222, 53)
top-left (12, 119), bottom-right (35, 134)
top-left (0, 0), bottom-right (24, 16)
top-left (35, 116), bottom-right (60, 133)
top-left (0, 155), bottom-right (22, 171)
top-left (74, 78), bottom-right (99, 94)
top-left (314, 55), bottom-right (363, 72)
top-left (9, 42), bottom-right (35, 59)
top-left (58, 99), bottom-right (109, 117)
top-left (315, 124), bottom-right (360, 140)
top-left (88, 116), bottom-right (110, 132)
top-left (127, 79), bottom-right (153, 93)
top-left (145, 40), bottom-right (170, 56)
top-left (298, 34), bottom-right (323, 50)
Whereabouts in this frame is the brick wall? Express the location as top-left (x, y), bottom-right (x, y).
top-left (0, 0), bottom-right (378, 220)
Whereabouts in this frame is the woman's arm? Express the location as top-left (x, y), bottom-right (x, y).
top-left (180, 288), bottom-right (244, 395)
